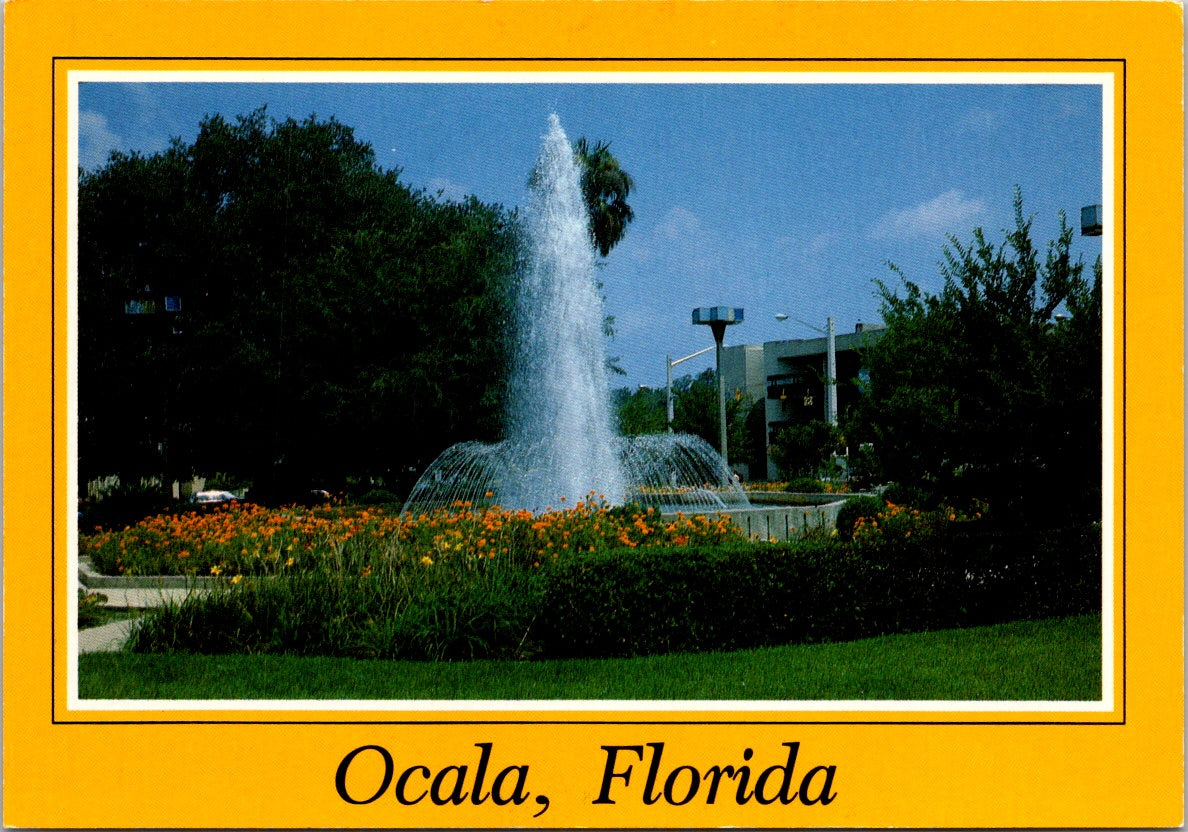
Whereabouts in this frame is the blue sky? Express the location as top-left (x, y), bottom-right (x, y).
top-left (78, 77), bottom-right (1104, 388)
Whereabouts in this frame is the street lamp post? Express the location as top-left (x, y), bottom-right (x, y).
top-left (692, 306), bottom-right (744, 462)
top-left (666, 345), bottom-right (715, 432)
top-left (775, 313), bottom-right (838, 427)
top-left (825, 316), bottom-right (837, 427)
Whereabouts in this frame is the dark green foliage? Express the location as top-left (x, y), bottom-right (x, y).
top-left (537, 543), bottom-right (810, 658)
top-left (785, 476), bottom-right (826, 493)
top-left (882, 482), bottom-right (931, 509)
top-left (769, 420), bottom-right (843, 479)
top-left (741, 398), bottom-right (771, 477)
top-left (537, 524), bottom-right (1099, 659)
top-left (835, 495), bottom-right (885, 541)
top-left (79, 109), bottom-right (518, 496)
top-left (573, 137), bottom-right (635, 257)
top-left (613, 385), bottom-right (668, 435)
top-left (78, 482), bottom-right (190, 531)
top-left (849, 190), bottom-right (1101, 522)
top-left (669, 368), bottom-right (756, 466)
top-left (78, 589), bottom-right (111, 629)
top-left (354, 488), bottom-right (401, 507)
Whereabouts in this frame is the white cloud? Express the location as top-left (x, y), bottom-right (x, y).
top-left (620, 206), bottom-right (728, 280)
top-left (806, 231), bottom-right (838, 255)
top-left (655, 206), bottom-right (703, 242)
top-left (869, 189), bottom-right (986, 240)
top-left (78, 110), bottom-right (126, 171)
top-left (956, 107), bottom-right (1000, 134)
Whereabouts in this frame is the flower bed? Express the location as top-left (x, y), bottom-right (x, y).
top-left (91, 497), bottom-right (1099, 663)
top-left (81, 497), bottom-right (743, 579)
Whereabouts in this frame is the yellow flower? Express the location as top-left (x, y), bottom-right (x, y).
top-left (421, 556), bottom-right (434, 566)
top-left (231, 574), bottom-right (243, 584)
top-left (210, 565), bottom-right (222, 575)
top-left (285, 557), bottom-right (295, 567)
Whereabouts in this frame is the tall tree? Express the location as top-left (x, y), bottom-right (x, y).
top-left (848, 190), bottom-right (1101, 520)
top-left (613, 385), bottom-right (667, 435)
top-left (574, 137), bottom-right (635, 257)
top-left (670, 369), bottom-right (755, 468)
top-left (78, 109), bottom-right (518, 497)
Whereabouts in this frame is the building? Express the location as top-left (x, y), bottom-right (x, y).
top-left (722, 322), bottom-right (885, 479)
top-left (720, 343), bottom-right (767, 404)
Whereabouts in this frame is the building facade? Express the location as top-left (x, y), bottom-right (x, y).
top-left (722, 323), bottom-right (885, 480)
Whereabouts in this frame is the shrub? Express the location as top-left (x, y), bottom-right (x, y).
top-left (78, 588), bottom-right (110, 628)
top-left (785, 476), bottom-right (824, 493)
top-left (536, 522), bottom-right (1100, 659)
top-left (835, 495), bottom-right (884, 541)
top-left (882, 482), bottom-right (931, 509)
top-left (769, 419), bottom-right (843, 479)
top-left (356, 488), bottom-right (401, 507)
top-left (79, 484), bottom-right (183, 532)
top-left (536, 542), bottom-right (827, 657)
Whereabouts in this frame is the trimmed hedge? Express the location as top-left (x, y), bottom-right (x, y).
top-left (536, 523), bottom-right (1101, 658)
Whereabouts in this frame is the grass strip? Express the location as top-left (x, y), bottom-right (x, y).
top-left (79, 614), bottom-right (1100, 702)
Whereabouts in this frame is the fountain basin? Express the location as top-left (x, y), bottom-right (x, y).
top-left (662, 499), bottom-right (848, 542)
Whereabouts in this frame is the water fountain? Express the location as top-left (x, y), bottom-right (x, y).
top-left (403, 115), bottom-right (749, 515)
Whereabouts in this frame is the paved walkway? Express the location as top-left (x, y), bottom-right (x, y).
top-left (78, 618), bottom-right (141, 653)
top-left (78, 561), bottom-right (211, 653)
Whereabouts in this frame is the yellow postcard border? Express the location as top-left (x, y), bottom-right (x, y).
top-left (5, 2), bottom-right (1182, 827)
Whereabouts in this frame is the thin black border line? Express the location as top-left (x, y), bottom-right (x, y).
top-left (51, 52), bottom-right (58, 716)
top-left (54, 55), bottom-right (1123, 63)
top-left (54, 55), bottom-right (1128, 727)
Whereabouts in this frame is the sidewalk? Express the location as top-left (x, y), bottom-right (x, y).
top-left (78, 559), bottom-right (211, 653)
top-left (77, 618), bottom-right (141, 653)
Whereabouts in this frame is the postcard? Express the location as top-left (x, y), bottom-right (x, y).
top-left (3, 0), bottom-right (1183, 827)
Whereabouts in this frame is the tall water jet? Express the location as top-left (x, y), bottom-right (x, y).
top-left (500, 114), bottom-right (626, 508)
top-left (403, 115), bottom-right (749, 515)
top-left (501, 114), bottom-right (626, 509)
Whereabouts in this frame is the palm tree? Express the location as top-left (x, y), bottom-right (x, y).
top-left (573, 137), bottom-right (635, 257)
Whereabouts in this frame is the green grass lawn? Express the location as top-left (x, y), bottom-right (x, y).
top-left (78, 614), bottom-right (1100, 701)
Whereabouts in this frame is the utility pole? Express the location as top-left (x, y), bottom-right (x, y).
top-left (775, 313), bottom-right (838, 426)
top-left (666, 346), bottom-right (715, 432)
top-left (826, 316), bottom-right (837, 427)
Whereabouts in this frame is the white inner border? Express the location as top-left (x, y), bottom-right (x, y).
top-left (65, 69), bottom-right (1117, 714)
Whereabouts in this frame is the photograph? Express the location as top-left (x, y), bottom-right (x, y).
top-left (73, 76), bottom-right (1107, 706)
